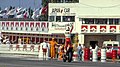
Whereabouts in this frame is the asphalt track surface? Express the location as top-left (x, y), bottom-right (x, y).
top-left (0, 55), bottom-right (120, 67)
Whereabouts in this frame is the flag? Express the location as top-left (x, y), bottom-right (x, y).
top-left (32, 8), bottom-right (39, 19)
top-left (0, 10), bottom-right (7, 14)
top-left (7, 9), bottom-right (16, 15)
top-left (16, 7), bottom-right (22, 13)
top-left (15, 8), bottom-right (26, 18)
top-left (41, 5), bottom-right (48, 15)
top-left (0, 10), bottom-right (8, 18)
top-left (15, 14), bottom-right (24, 18)
top-left (23, 10), bottom-right (29, 19)
top-left (39, 8), bottom-right (43, 16)
top-left (7, 8), bottom-right (16, 18)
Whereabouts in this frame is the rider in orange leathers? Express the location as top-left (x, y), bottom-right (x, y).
top-left (49, 38), bottom-right (58, 59)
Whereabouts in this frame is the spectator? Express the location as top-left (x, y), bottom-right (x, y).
top-left (41, 40), bottom-right (48, 60)
top-left (77, 44), bottom-right (82, 61)
top-left (47, 41), bottom-right (51, 58)
top-left (95, 44), bottom-right (99, 51)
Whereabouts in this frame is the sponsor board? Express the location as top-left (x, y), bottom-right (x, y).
top-left (1, 21), bottom-right (49, 33)
top-left (49, 22), bottom-right (74, 33)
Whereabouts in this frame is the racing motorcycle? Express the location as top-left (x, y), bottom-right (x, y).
top-left (63, 46), bottom-right (73, 62)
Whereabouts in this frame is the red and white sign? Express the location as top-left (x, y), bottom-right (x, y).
top-left (6, 22), bottom-right (9, 27)
top-left (36, 22), bottom-right (40, 27)
top-left (2, 22), bottom-right (5, 26)
top-left (25, 22), bottom-right (29, 27)
top-left (20, 22), bottom-right (24, 27)
top-left (50, 22), bottom-right (74, 33)
top-left (11, 22), bottom-right (14, 27)
top-left (30, 22), bottom-right (34, 27)
top-left (100, 26), bottom-right (106, 32)
top-left (1, 21), bottom-right (49, 32)
top-left (110, 26), bottom-right (116, 32)
top-left (41, 22), bottom-right (46, 28)
top-left (15, 22), bottom-right (19, 27)
top-left (90, 26), bottom-right (97, 32)
top-left (81, 25), bottom-right (88, 32)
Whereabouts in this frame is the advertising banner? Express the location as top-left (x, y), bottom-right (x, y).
top-left (11, 22), bottom-right (14, 30)
top-left (20, 22), bottom-right (24, 27)
top-left (110, 26), bottom-right (116, 32)
top-left (11, 22), bottom-right (14, 27)
top-left (49, 22), bottom-right (74, 33)
top-left (90, 25), bottom-right (97, 32)
top-left (30, 22), bottom-right (34, 31)
top-left (20, 22), bottom-right (24, 31)
top-left (81, 25), bottom-right (88, 33)
top-left (15, 22), bottom-right (19, 30)
top-left (100, 26), bottom-right (106, 32)
top-left (2, 22), bottom-right (5, 30)
top-left (2, 22), bottom-right (5, 26)
top-left (6, 22), bottom-right (10, 30)
top-left (30, 22), bottom-right (34, 27)
top-left (35, 22), bottom-right (40, 31)
top-left (6, 22), bottom-right (10, 27)
top-left (36, 22), bottom-right (40, 27)
top-left (0, 21), bottom-right (49, 33)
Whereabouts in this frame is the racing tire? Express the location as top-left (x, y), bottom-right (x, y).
top-left (63, 55), bottom-right (67, 62)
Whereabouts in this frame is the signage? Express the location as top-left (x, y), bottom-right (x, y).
top-left (50, 22), bottom-right (74, 33)
top-left (20, 22), bottom-right (24, 27)
top-left (11, 22), bottom-right (14, 27)
top-left (1, 21), bottom-right (49, 33)
top-left (36, 22), bottom-right (40, 27)
top-left (52, 8), bottom-right (70, 13)
top-left (100, 26), bottom-right (106, 32)
top-left (81, 25), bottom-right (88, 32)
top-left (110, 26), bottom-right (116, 32)
top-left (90, 26), bottom-right (97, 32)
top-left (2, 22), bottom-right (5, 26)
top-left (6, 22), bottom-right (9, 27)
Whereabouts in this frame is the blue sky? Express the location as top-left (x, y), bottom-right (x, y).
top-left (0, 0), bottom-right (42, 9)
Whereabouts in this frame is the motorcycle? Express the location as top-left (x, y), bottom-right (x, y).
top-left (63, 47), bottom-right (73, 62)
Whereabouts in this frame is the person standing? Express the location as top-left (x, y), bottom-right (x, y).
top-left (47, 41), bottom-right (51, 58)
top-left (95, 44), bottom-right (99, 51)
top-left (41, 40), bottom-right (48, 60)
top-left (77, 44), bottom-right (82, 61)
top-left (49, 38), bottom-right (58, 59)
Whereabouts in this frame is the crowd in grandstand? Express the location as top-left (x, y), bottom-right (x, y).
top-left (0, 6), bottom-right (48, 20)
